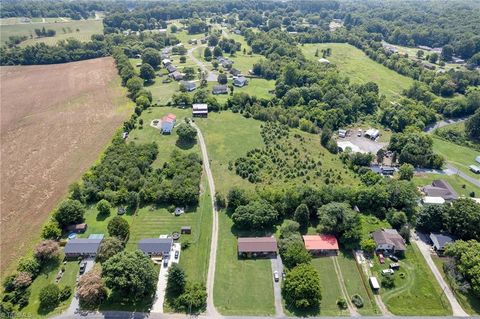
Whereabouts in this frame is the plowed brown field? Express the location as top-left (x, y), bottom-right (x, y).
top-left (0, 57), bottom-right (132, 277)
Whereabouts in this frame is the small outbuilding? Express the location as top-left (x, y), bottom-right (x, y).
top-left (166, 64), bottom-right (177, 73)
top-left (303, 234), bottom-right (339, 256)
top-left (169, 71), bottom-right (183, 81)
top-left (66, 223), bottom-right (87, 234)
top-left (233, 76), bottom-right (248, 87)
top-left (237, 237), bottom-right (278, 257)
top-left (64, 238), bottom-right (102, 258)
top-left (138, 238), bottom-right (174, 257)
top-left (469, 165), bottom-right (480, 174)
top-left (230, 68), bottom-right (241, 76)
top-left (181, 81), bottom-right (196, 92)
top-left (192, 103), bottom-right (208, 117)
top-left (212, 84), bottom-right (228, 95)
top-left (181, 226), bottom-right (191, 234)
top-left (364, 128), bottom-right (380, 140)
top-left (430, 233), bottom-right (455, 255)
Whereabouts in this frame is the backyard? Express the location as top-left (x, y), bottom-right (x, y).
top-left (412, 173), bottom-right (480, 197)
top-left (433, 137), bottom-right (480, 180)
top-left (301, 43), bottom-right (414, 100)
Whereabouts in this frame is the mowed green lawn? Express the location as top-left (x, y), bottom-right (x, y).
top-left (301, 43), bottom-right (414, 99)
top-left (433, 137), bottom-right (480, 180)
top-left (413, 173), bottom-right (480, 197)
top-left (336, 252), bottom-right (379, 315)
top-left (213, 212), bottom-right (275, 316)
top-left (373, 243), bottom-right (452, 315)
top-left (1, 19), bottom-right (103, 46)
top-left (22, 256), bottom-right (79, 317)
top-left (308, 257), bottom-right (346, 316)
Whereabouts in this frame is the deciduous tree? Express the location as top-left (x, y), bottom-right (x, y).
top-left (283, 263), bottom-right (321, 309)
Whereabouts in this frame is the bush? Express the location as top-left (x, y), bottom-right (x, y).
top-left (337, 297), bottom-right (348, 309)
top-left (351, 294), bottom-right (364, 308)
top-left (17, 256), bottom-right (40, 278)
top-left (381, 275), bottom-right (395, 289)
top-left (59, 286), bottom-right (72, 301)
top-left (39, 284), bottom-right (60, 310)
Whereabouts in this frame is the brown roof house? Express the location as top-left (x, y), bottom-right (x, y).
top-left (237, 237), bottom-right (277, 258)
top-left (422, 180), bottom-right (458, 202)
top-left (372, 229), bottom-right (406, 254)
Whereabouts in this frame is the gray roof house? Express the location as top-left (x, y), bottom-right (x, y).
top-left (422, 180), bottom-right (458, 201)
top-left (429, 233), bottom-right (455, 254)
top-left (372, 229), bottom-right (406, 253)
top-left (230, 68), bottom-right (241, 76)
top-left (138, 238), bottom-right (173, 257)
top-left (169, 71), bottom-right (184, 81)
top-left (64, 238), bottom-right (102, 257)
top-left (233, 76), bottom-right (248, 87)
top-left (212, 84), bottom-right (228, 95)
top-left (181, 81), bottom-right (196, 92)
top-left (166, 64), bottom-right (177, 73)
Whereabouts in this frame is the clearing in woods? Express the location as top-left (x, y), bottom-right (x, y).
top-left (301, 43), bottom-right (414, 99)
top-left (0, 57), bottom-right (133, 278)
top-left (0, 19), bottom-right (103, 46)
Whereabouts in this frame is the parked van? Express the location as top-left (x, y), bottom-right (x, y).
top-left (369, 276), bottom-right (380, 291)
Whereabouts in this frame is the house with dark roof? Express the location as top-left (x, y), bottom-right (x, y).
top-left (169, 71), bottom-right (184, 81)
top-left (181, 81), bottom-right (196, 92)
top-left (230, 68), bottom-right (241, 76)
top-left (138, 238), bottom-right (173, 257)
top-left (64, 238), bottom-right (102, 258)
top-left (166, 64), bottom-right (177, 73)
top-left (372, 229), bottom-right (406, 254)
top-left (430, 233), bottom-right (455, 255)
top-left (303, 235), bottom-right (339, 256)
top-left (212, 84), bottom-right (228, 95)
top-left (422, 180), bottom-right (458, 202)
top-left (233, 76), bottom-right (248, 87)
top-left (237, 237), bottom-right (277, 257)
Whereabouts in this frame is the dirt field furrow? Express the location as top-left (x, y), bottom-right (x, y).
top-left (0, 57), bottom-right (132, 277)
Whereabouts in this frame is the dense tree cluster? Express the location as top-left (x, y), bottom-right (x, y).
top-left (1, 1), bottom-right (104, 19)
top-left (444, 240), bottom-right (480, 298)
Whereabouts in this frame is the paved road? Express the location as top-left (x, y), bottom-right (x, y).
top-left (446, 163), bottom-right (480, 187)
top-left (191, 122), bottom-right (220, 317)
top-left (187, 46), bottom-right (218, 82)
top-left (413, 232), bottom-right (469, 317)
top-left (424, 117), bottom-right (468, 133)
top-left (270, 255), bottom-right (285, 317)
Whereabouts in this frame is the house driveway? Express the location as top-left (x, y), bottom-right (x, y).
top-left (270, 255), bottom-right (284, 317)
top-left (66, 258), bottom-right (95, 315)
top-left (151, 243), bottom-right (181, 313)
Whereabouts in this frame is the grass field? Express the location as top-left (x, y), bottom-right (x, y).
top-left (308, 257), bottom-right (347, 316)
top-left (301, 43), bottom-right (414, 99)
top-left (433, 137), bottom-right (480, 180)
top-left (336, 252), bottom-right (379, 315)
top-left (413, 173), bottom-right (480, 197)
top-left (213, 212), bottom-right (275, 316)
top-left (1, 19), bottom-right (103, 46)
top-left (373, 243), bottom-right (452, 315)
top-left (432, 256), bottom-right (480, 315)
top-left (22, 256), bottom-right (79, 317)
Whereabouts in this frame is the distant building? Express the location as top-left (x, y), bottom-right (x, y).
top-left (166, 64), bottom-right (177, 73)
top-left (181, 81), bottom-right (196, 92)
top-left (318, 58), bottom-right (330, 64)
top-left (380, 166), bottom-right (395, 176)
top-left (429, 233), bottom-right (455, 255)
top-left (364, 128), bottom-right (380, 139)
top-left (64, 238), bottom-right (102, 258)
top-left (162, 58), bottom-right (172, 66)
top-left (237, 237), bottom-right (278, 257)
top-left (138, 238), bottom-right (173, 257)
top-left (212, 84), bottom-right (228, 95)
top-left (372, 229), bottom-right (406, 254)
top-left (169, 71), bottom-right (184, 81)
top-left (422, 62), bottom-right (436, 70)
top-left (422, 180), bottom-right (458, 202)
top-left (230, 68), bottom-right (241, 76)
top-left (303, 234), bottom-right (339, 256)
top-left (192, 104), bottom-right (208, 117)
top-left (233, 76), bottom-right (248, 87)
top-left (161, 113), bottom-right (176, 134)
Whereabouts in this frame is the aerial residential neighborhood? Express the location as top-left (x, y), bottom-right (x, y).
top-left (0, 0), bottom-right (479, 319)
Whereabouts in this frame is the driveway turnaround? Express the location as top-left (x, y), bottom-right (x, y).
top-left (413, 232), bottom-right (469, 317)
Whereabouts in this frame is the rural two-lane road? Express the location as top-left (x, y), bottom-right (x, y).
top-left (191, 122), bottom-right (220, 317)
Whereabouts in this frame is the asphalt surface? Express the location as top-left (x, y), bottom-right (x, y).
top-left (413, 232), bottom-right (469, 317)
top-left (270, 255), bottom-right (284, 317)
top-left (424, 117), bottom-right (468, 133)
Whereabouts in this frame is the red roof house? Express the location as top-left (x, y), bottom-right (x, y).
top-left (162, 113), bottom-right (177, 123)
top-left (303, 234), bottom-right (339, 256)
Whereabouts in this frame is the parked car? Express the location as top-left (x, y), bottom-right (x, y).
top-left (378, 253), bottom-right (385, 264)
top-left (175, 251), bottom-right (179, 259)
top-left (388, 255), bottom-right (399, 262)
top-left (79, 261), bottom-right (87, 274)
top-left (390, 263), bottom-right (400, 270)
top-left (274, 271), bottom-right (279, 282)
top-left (381, 269), bottom-right (394, 276)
